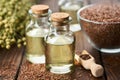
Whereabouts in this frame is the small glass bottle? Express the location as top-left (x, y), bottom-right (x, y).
top-left (58, 0), bottom-right (83, 31)
top-left (45, 12), bottom-right (75, 74)
top-left (26, 5), bottom-right (51, 64)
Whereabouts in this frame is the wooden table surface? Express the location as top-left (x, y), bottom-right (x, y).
top-left (0, 0), bottom-right (120, 80)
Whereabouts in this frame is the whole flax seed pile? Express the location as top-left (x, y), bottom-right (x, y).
top-left (80, 3), bottom-right (120, 49)
top-left (80, 3), bottom-right (120, 22)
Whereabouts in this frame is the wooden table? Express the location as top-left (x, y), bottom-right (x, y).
top-left (0, 0), bottom-right (120, 80)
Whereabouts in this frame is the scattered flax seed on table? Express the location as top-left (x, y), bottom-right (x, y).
top-left (18, 61), bottom-right (72, 80)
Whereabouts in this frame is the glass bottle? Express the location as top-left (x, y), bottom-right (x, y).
top-left (25, 5), bottom-right (51, 64)
top-left (45, 12), bottom-right (75, 74)
top-left (59, 0), bottom-right (83, 30)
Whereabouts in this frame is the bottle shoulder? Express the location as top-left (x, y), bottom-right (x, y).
top-left (26, 28), bottom-right (46, 37)
top-left (26, 21), bottom-right (50, 35)
top-left (26, 22), bottom-right (38, 31)
top-left (45, 31), bottom-right (74, 45)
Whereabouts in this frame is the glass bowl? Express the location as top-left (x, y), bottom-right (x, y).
top-left (77, 4), bottom-right (120, 53)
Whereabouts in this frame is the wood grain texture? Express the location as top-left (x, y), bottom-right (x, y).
top-left (101, 53), bottom-right (120, 80)
top-left (0, 45), bottom-right (24, 80)
top-left (1, 0), bottom-right (120, 80)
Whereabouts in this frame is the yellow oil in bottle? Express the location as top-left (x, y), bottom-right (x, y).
top-left (46, 35), bottom-right (74, 74)
top-left (26, 28), bottom-right (46, 64)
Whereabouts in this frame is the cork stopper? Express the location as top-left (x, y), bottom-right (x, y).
top-left (31, 4), bottom-right (49, 15)
top-left (51, 12), bottom-right (69, 22)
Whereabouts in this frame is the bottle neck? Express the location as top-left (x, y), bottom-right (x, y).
top-left (31, 14), bottom-right (48, 25)
top-left (51, 22), bottom-right (70, 33)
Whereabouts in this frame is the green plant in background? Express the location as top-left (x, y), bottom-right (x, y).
top-left (0, 0), bottom-right (31, 49)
